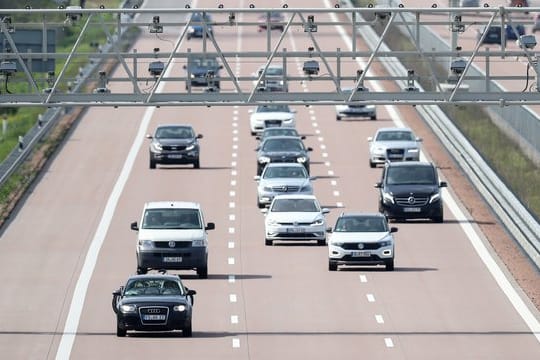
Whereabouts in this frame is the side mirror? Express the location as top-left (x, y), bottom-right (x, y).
top-left (254, 147), bottom-right (260, 151)
top-left (260, 208), bottom-right (268, 214)
top-left (300, 135), bottom-right (306, 140)
top-left (255, 136), bottom-right (261, 140)
top-left (309, 176), bottom-right (317, 180)
top-left (307, 147), bottom-right (313, 151)
top-left (186, 288), bottom-right (196, 305)
top-left (111, 286), bottom-right (123, 314)
top-left (439, 181), bottom-right (447, 188)
top-left (205, 222), bottom-right (215, 230)
top-left (130, 221), bottom-right (139, 231)
top-left (146, 134), bottom-right (153, 139)
top-left (254, 175), bottom-right (261, 181)
top-left (183, 65), bottom-right (187, 69)
top-left (321, 208), bottom-right (330, 214)
top-left (374, 182), bottom-right (382, 188)
top-left (186, 289), bottom-right (197, 296)
top-left (416, 137), bottom-right (423, 142)
top-left (197, 134), bottom-right (203, 139)
top-left (248, 109), bottom-right (254, 113)
top-left (367, 136), bottom-right (373, 142)
top-left (326, 226), bottom-right (333, 233)
top-left (390, 227), bottom-right (398, 233)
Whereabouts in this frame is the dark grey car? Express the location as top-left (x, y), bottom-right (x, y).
top-left (147, 124), bottom-right (202, 169)
top-left (255, 136), bottom-right (312, 175)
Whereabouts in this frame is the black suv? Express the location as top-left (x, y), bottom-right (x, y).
top-left (147, 124), bottom-right (202, 169)
top-left (375, 161), bottom-right (447, 222)
top-left (255, 136), bottom-right (312, 175)
top-left (183, 56), bottom-right (223, 90)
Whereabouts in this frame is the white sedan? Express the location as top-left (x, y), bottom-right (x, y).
top-left (249, 104), bottom-right (296, 135)
top-left (262, 194), bottom-right (329, 246)
top-left (367, 127), bottom-right (422, 168)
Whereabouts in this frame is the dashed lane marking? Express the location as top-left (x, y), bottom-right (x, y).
top-left (367, 294), bottom-right (376, 302)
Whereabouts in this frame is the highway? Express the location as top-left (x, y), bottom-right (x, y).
top-left (0, 0), bottom-right (538, 359)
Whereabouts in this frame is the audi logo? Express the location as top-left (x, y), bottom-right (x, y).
top-left (147, 308), bottom-right (161, 314)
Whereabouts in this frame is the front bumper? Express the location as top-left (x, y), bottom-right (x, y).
top-left (137, 247), bottom-right (207, 271)
top-left (380, 199), bottom-right (443, 220)
top-left (328, 244), bottom-right (393, 266)
top-left (265, 224), bottom-right (326, 241)
top-left (117, 307), bottom-right (191, 332)
top-left (150, 151), bottom-right (199, 165)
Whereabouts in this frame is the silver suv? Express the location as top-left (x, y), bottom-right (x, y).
top-left (131, 201), bottom-right (215, 278)
top-left (367, 127), bottom-right (421, 168)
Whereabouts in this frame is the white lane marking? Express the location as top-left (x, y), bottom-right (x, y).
top-left (228, 275), bottom-right (236, 283)
top-left (232, 116), bottom-right (238, 121)
top-left (328, 170), bottom-right (334, 176)
top-left (228, 241), bottom-right (235, 249)
top-left (325, 161), bottom-right (331, 167)
top-left (231, 180), bottom-right (237, 186)
top-left (315, 129), bottom-right (321, 134)
top-left (231, 170), bottom-right (237, 176)
top-left (233, 136), bottom-right (238, 142)
top-left (229, 190), bottom-right (236, 197)
top-left (359, 275), bottom-right (368, 283)
top-left (228, 227), bottom-right (235, 234)
top-left (322, 153), bottom-right (328, 158)
top-left (232, 338), bottom-right (240, 348)
top-left (384, 338), bottom-right (394, 348)
top-left (233, 129), bottom-right (238, 135)
top-left (229, 214), bottom-right (236, 221)
top-left (232, 152), bottom-right (237, 158)
top-left (312, 122), bottom-right (318, 127)
top-left (55, 1), bottom-right (178, 353)
top-left (230, 294), bottom-right (237, 303)
top-left (231, 315), bottom-right (239, 324)
top-left (336, 202), bottom-right (344, 208)
top-left (367, 294), bottom-right (376, 302)
top-left (331, 180), bottom-right (337, 186)
top-left (229, 202), bottom-right (235, 208)
top-left (233, 144), bottom-right (238, 150)
top-left (228, 257), bottom-right (235, 265)
top-left (320, 144), bottom-right (326, 150)
top-left (333, 190), bottom-right (340, 196)
top-left (311, 116), bottom-right (316, 121)
top-left (231, 161), bottom-right (237, 167)
top-left (326, 0), bottom-right (540, 343)
top-left (318, 136), bottom-right (324, 141)
top-left (375, 315), bottom-right (385, 324)
top-left (232, 122), bottom-right (238, 127)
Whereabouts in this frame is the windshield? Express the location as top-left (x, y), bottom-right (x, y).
top-left (263, 166), bottom-right (307, 179)
top-left (271, 198), bottom-right (319, 212)
top-left (376, 130), bottom-right (414, 142)
top-left (262, 139), bottom-right (304, 152)
top-left (256, 104), bottom-right (291, 113)
top-left (124, 278), bottom-right (184, 296)
top-left (386, 166), bottom-right (436, 185)
top-left (334, 216), bottom-right (388, 232)
top-left (191, 58), bottom-right (218, 67)
top-left (264, 67), bottom-right (283, 76)
top-left (155, 126), bottom-right (194, 139)
top-left (142, 208), bottom-right (202, 229)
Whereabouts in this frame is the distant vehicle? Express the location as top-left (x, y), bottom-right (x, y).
top-left (375, 161), bottom-right (447, 223)
top-left (367, 127), bottom-right (422, 168)
top-left (263, 194), bottom-right (329, 246)
top-left (187, 12), bottom-right (213, 40)
top-left (256, 127), bottom-right (305, 142)
top-left (335, 88), bottom-right (376, 120)
top-left (459, 0), bottom-right (479, 6)
top-left (327, 212), bottom-right (397, 271)
top-left (112, 273), bottom-right (196, 337)
top-left (249, 104), bottom-right (296, 135)
top-left (255, 136), bottom-right (312, 175)
top-left (254, 163), bottom-right (315, 208)
top-left (131, 201), bottom-right (215, 277)
top-left (478, 24), bottom-right (526, 45)
top-left (257, 11), bottom-right (285, 32)
top-left (183, 56), bottom-right (223, 90)
top-left (533, 13), bottom-right (540, 33)
top-left (253, 65), bottom-right (288, 92)
top-left (147, 124), bottom-right (202, 169)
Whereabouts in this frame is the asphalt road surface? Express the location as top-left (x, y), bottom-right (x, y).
top-left (0, 0), bottom-right (538, 359)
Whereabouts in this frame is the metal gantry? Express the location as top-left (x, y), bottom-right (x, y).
top-left (0, 5), bottom-right (540, 107)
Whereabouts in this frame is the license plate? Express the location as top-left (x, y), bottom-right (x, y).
top-left (287, 227), bottom-right (305, 233)
top-left (352, 251), bottom-right (371, 257)
top-left (403, 207), bottom-right (421, 212)
top-left (163, 256), bottom-right (182, 262)
top-left (143, 314), bottom-right (166, 321)
top-left (168, 154), bottom-right (183, 159)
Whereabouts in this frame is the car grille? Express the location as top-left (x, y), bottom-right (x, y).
top-left (279, 222), bottom-right (312, 226)
top-left (395, 196), bottom-right (429, 206)
top-left (154, 241), bottom-right (192, 249)
top-left (264, 120), bottom-right (282, 127)
top-left (139, 306), bottom-right (169, 325)
top-left (271, 185), bottom-right (301, 192)
top-left (275, 232), bottom-right (319, 238)
top-left (340, 242), bottom-right (384, 250)
top-left (386, 148), bottom-right (404, 160)
top-left (162, 145), bottom-right (188, 151)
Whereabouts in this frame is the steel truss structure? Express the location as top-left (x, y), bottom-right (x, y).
top-left (0, 5), bottom-right (539, 107)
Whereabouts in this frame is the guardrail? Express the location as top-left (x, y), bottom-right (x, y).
top-left (0, 0), bottom-right (139, 188)
top-left (342, 0), bottom-right (539, 269)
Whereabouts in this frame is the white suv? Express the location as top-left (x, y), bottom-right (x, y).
top-left (131, 201), bottom-right (215, 278)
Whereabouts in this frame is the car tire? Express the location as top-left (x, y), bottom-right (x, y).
top-left (336, 115), bottom-right (341, 121)
top-left (116, 324), bottom-right (126, 337)
top-left (432, 214), bottom-right (444, 223)
top-left (257, 199), bottom-right (265, 209)
top-left (385, 259), bottom-right (394, 271)
top-left (136, 266), bottom-right (147, 275)
top-left (370, 115), bottom-right (377, 120)
top-left (149, 159), bottom-right (156, 169)
top-left (265, 238), bottom-right (273, 246)
top-left (182, 322), bottom-right (193, 337)
top-left (369, 160), bottom-right (376, 168)
top-left (317, 239), bottom-right (326, 246)
top-left (197, 265), bottom-right (208, 279)
top-left (193, 160), bottom-right (200, 169)
top-left (328, 261), bottom-right (338, 271)
top-left (257, 165), bottom-right (264, 176)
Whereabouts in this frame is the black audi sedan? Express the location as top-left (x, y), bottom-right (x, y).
top-left (112, 274), bottom-right (196, 337)
top-left (147, 124), bottom-right (202, 169)
top-left (255, 136), bottom-right (312, 175)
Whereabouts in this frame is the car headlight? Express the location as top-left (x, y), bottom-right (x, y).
top-left (382, 191), bottom-right (394, 204)
top-left (279, 80), bottom-right (284, 86)
top-left (300, 185), bottom-right (312, 192)
top-left (258, 156), bottom-right (271, 164)
top-left (330, 241), bottom-right (344, 247)
top-left (185, 144), bottom-right (195, 151)
top-left (379, 239), bottom-right (393, 247)
top-left (188, 27), bottom-right (195, 33)
top-left (190, 74), bottom-right (196, 78)
top-left (152, 142), bottom-right (163, 151)
top-left (312, 218), bottom-right (324, 226)
top-left (429, 192), bottom-right (441, 203)
top-left (296, 156), bottom-right (307, 163)
top-left (283, 118), bottom-right (293, 123)
top-left (173, 304), bottom-right (187, 312)
top-left (192, 239), bottom-right (205, 247)
top-left (266, 218), bottom-right (279, 226)
top-left (263, 186), bottom-right (273, 191)
top-left (120, 304), bottom-right (137, 313)
top-left (138, 240), bottom-right (153, 249)
top-left (407, 148), bottom-right (419, 154)
top-left (373, 147), bottom-right (385, 155)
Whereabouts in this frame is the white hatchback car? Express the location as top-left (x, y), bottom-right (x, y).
top-left (367, 127), bottom-right (422, 168)
top-left (327, 212), bottom-right (397, 271)
top-left (263, 194), bottom-right (329, 246)
top-left (249, 104), bottom-right (296, 135)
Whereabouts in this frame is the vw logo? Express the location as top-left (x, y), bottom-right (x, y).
top-left (357, 243), bottom-right (364, 249)
top-left (407, 196), bottom-right (416, 205)
top-left (293, 222), bottom-right (298, 226)
top-left (168, 241), bottom-right (176, 248)
top-left (147, 308), bottom-right (161, 314)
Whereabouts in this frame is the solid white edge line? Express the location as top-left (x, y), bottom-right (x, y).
top-left (325, 0), bottom-right (540, 343)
